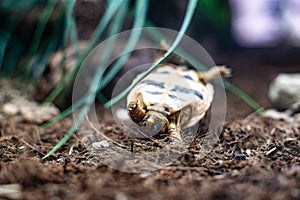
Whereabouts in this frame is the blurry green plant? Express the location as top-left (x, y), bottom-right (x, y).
top-left (0, 0), bottom-right (64, 77)
top-left (196, 0), bottom-right (230, 28)
top-left (0, 0), bottom-right (264, 158)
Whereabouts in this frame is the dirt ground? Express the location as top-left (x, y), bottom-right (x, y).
top-left (0, 52), bottom-right (300, 200)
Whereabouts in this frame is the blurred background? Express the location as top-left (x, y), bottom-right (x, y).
top-left (0, 0), bottom-right (299, 118)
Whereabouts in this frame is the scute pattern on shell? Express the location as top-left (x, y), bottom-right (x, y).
top-left (127, 65), bottom-right (214, 128)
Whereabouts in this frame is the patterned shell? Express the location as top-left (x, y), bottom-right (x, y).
top-left (127, 65), bottom-right (214, 128)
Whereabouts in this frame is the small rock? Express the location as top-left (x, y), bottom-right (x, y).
top-left (0, 184), bottom-right (23, 200)
top-left (92, 140), bottom-right (110, 148)
top-left (291, 189), bottom-right (300, 198)
top-left (263, 109), bottom-right (294, 123)
top-left (213, 173), bottom-right (227, 179)
top-left (115, 192), bottom-right (127, 200)
top-left (2, 97), bottom-right (59, 124)
top-left (246, 149), bottom-right (252, 156)
top-left (268, 73), bottom-right (300, 109)
top-left (2, 103), bottom-right (19, 115)
top-left (139, 172), bottom-right (153, 178)
top-left (20, 103), bottom-right (59, 123)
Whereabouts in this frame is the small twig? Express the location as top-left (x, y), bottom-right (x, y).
top-left (68, 145), bottom-right (74, 156)
top-left (130, 141), bottom-right (134, 153)
top-left (266, 146), bottom-right (277, 156)
top-left (19, 139), bottom-right (37, 151)
top-left (34, 125), bottom-right (43, 145)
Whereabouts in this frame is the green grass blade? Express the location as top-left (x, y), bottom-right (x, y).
top-left (58, 0), bottom-right (77, 94)
top-left (0, 10), bottom-right (28, 73)
top-left (43, 0), bottom-right (124, 104)
top-left (40, 0), bottom-right (128, 129)
top-left (40, 96), bottom-right (84, 129)
top-left (104, 0), bottom-right (198, 108)
top-left (0, 32), bottom-right (12, 70)
top-left (31, 4), bottom-right (66, 79)
top-left (62, 0), bottom-right (77, 65)
top-left (0, 1), bottom-right (41, 70)
top-left (96, 0), bottom-right (149, 95)
top-left (31, 31), bottom-right (61, 79)
top-left (144, 20), bottom-right (264, 113)
top-left (224, 81), bottom-right (264, 113)
top-left (0, 1), bottom-right (39, 11)
top-left (43, 49), bottom-right (107, 158)
top-left (24, 0), bottom-right (57, 77)
top-left (3, 40), bottom-right (26, 76)
top-left (42, 115), bottom-right (82, 159)
top-left (43, 0), bottom-right (129, 158)
top-left (67, 0), bottom-right (79, 55)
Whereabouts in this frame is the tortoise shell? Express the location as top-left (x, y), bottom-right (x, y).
top-left (127, 65), bottom-right (214, 128)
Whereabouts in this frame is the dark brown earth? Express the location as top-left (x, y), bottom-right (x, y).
top-left (1, 0), bottom-right (299, 199)
top-left (0, 54), bottom-right (299, 200)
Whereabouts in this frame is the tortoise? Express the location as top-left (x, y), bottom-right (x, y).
top-left (127, 64), bottom-right (231, 142)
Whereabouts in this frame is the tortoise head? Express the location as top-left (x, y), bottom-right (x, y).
top-left (142, 111), bottom-right (169, 134)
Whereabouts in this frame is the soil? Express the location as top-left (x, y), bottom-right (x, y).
top-left (0, 53), bottom-right (300, 200)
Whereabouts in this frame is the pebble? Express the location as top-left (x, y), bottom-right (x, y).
top-left (92, 140), bottom-right (110, 148)
top-left (2, 103), bottom-right (19, 115)
top-left (263, 109), bottom-right (294, 123)
top-left (268, 73), bottom-right (300, 109)
top-left (139, 172), bottom-right (153, 178)
top-left (115, 192), bottom-right (127, 200)
top-left (2, 98), bottom-right (59, 124)
top-left (0, 184), bottom-right (23, 199)
top-left (291, 189), bottom-right (300, 198)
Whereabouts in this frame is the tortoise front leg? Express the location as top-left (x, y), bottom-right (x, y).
top-left (128, 94), bottom-right (147, 123)
top-left (168, 111), bottom-right (183, 142)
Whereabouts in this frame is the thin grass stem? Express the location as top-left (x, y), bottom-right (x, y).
top-left (40, 0), bottom-right (128, 129)
top-left (43, 0), bottom-right (124, 104)
top-left (43, 0), bottom-right (130, 158)
top-left (24, 0), bottom-right (57, 77)
top-left (104, 0), bottom-right (198, 108)
top-left (96, 0), bottom-right (149, 94)
top-left (144, 20), bottom-right (264, 113)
